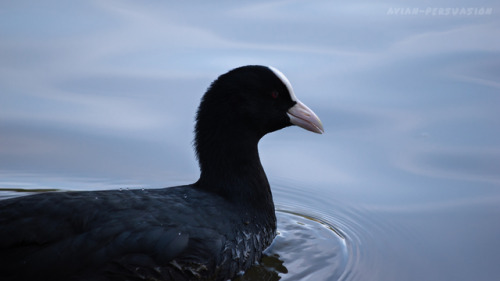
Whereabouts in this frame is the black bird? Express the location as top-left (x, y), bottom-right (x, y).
top-left (0, 65), bottom-right (324, 281)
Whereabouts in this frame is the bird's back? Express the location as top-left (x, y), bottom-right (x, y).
top-left (0, 186), bottom-right (275, 280)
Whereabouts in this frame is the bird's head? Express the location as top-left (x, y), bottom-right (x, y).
top-left (195, 65), bottom-right (324, 142)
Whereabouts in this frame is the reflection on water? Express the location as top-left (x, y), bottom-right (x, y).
top-left (1, 0), bottom-right (500, 280)
top-left (263, 210), bottom-right (348, 280)
top-left (236, 210), bottom-right (348, 281)
top-left (235, 254), bottom-right (284, 281)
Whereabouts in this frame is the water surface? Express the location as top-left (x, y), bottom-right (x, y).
top-left (1, 1), bottom-right (500, 280)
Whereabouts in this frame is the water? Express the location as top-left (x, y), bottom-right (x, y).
top-left (1, 1), bottom-right (500, 280)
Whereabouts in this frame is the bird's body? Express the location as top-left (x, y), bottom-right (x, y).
top-left (0, 187), bottom-right (275, 280)
top-left (0, 65), bottom-right (323, 280)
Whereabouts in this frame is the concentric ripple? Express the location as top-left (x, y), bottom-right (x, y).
top-left (237, 179), bottom-right (418, 281)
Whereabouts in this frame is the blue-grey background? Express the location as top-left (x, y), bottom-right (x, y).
top-left (1, 1), bottom-right (499, 280)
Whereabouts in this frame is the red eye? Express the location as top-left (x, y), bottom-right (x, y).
top-left (271, 91), bottom-right (279, 99)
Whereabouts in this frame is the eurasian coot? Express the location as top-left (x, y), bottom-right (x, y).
top-left (0, 65), bottom-right (324, 281)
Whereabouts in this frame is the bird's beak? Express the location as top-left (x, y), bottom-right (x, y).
top-left (287, 100), bottom-right (324, 134)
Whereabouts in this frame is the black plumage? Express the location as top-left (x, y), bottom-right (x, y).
top-left (0, 65), bottom-right (323, 281)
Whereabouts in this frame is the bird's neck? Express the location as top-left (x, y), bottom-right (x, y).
top-left (195, 132), bottom-right (274, 213)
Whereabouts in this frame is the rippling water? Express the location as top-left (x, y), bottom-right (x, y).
top-left (1, 1), bottom-right (500, 280)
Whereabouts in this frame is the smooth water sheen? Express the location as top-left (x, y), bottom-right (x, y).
top-left (1, 1), bottom-right (500, 280)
